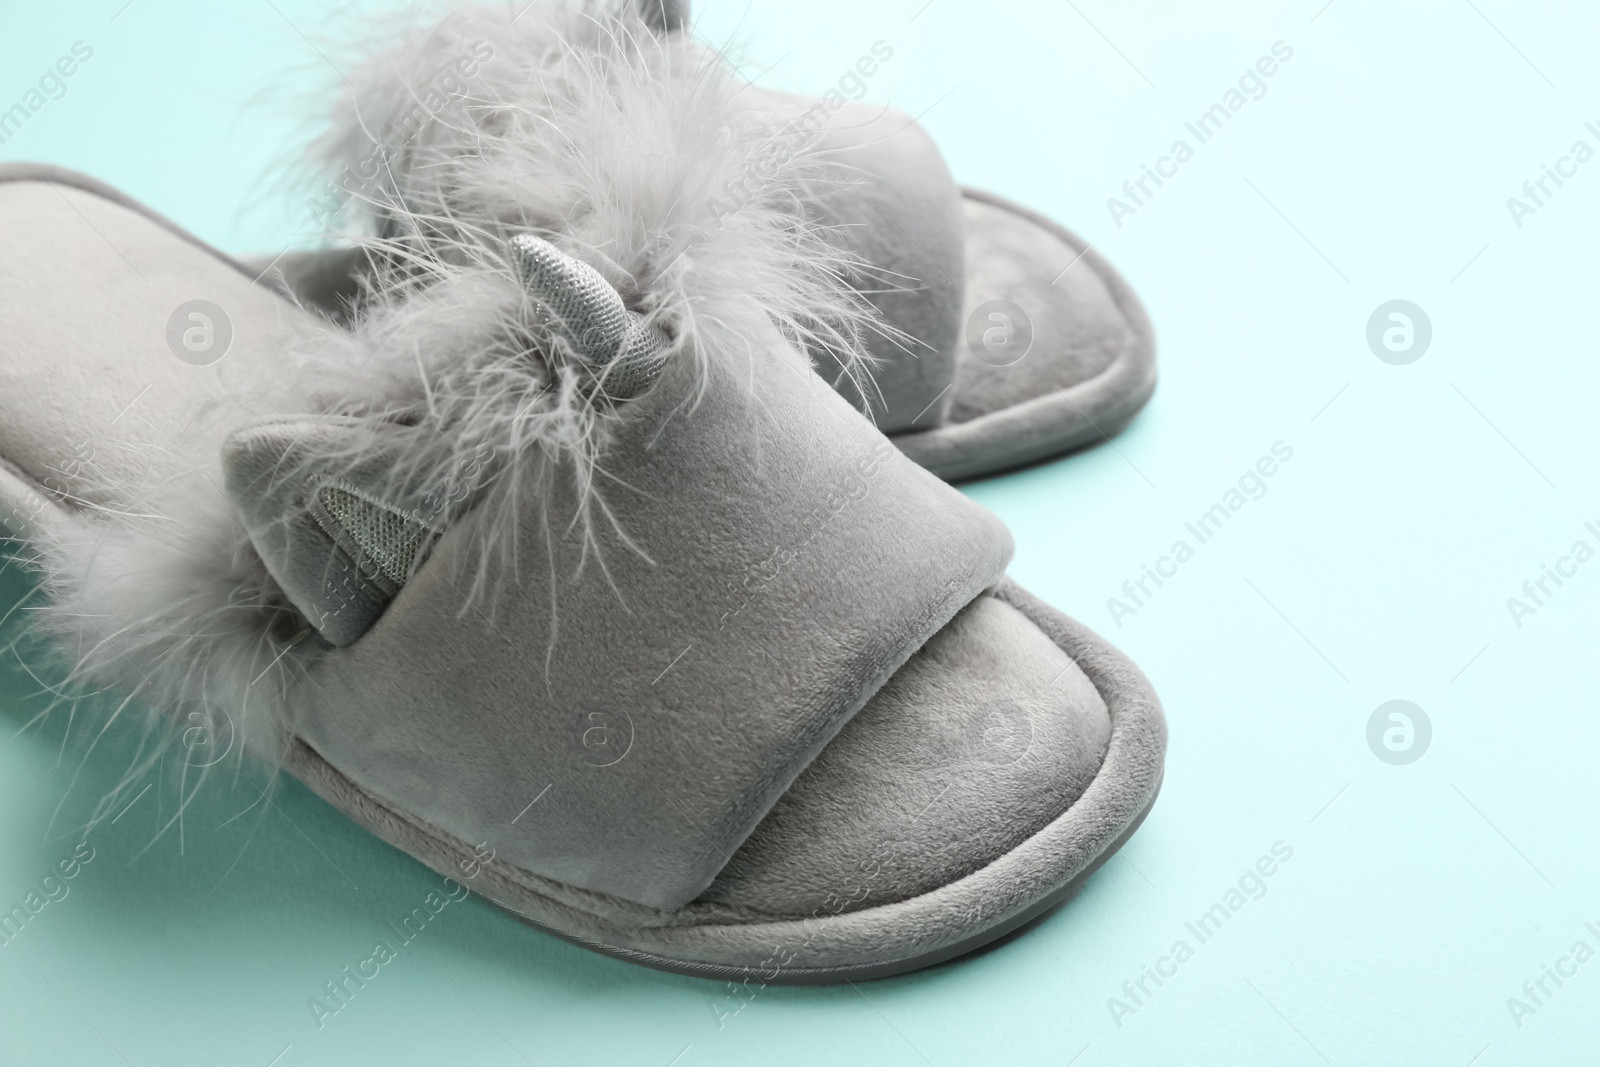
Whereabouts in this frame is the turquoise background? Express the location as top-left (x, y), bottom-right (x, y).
top-left (2, 0), bottom-right (1598, 1063)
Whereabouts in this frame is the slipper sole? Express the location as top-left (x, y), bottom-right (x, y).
top-left (279, 578), bottom-right (1167, 984)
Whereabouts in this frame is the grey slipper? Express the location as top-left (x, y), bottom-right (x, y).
top-left (763, 112), bottom-right (1159, 483)
top-left (0, 19), bottom-right (1164, 983)
top-left (256, 1), bottom-right (1156, 483)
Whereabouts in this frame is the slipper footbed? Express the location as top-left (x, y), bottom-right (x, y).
top-left (950, 195), bottom-right (1137, 423)
top-left (698, 592), bottom-right (1109, 917)
top-left (883, 189), bottom-right (1158, 481)
top-left (0, 180), bottom-right (293, 509)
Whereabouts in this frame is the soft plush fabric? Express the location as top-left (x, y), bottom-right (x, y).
top-left (291, 346), bottom-right (1012, 909)
top-left (0, 175), bottom-right (293, 508)
top-left (276, 579), bottom-right (1164, 978)
top-left (258, 180), bottom-right (1162, 488)
top-left (949, 197), bottom-right (1131, 423)
top-left (0, 1), bottom-right (1167, 979)
top-left (750, 92), bottom-right (967, 433)
top-left (223, 416), bottom-right (442, 649)
top-left (892, 191), bottom-right (1158, 481)
top-left (262, 246), bottom-right (367, 323)
top-left (10, 9), bottom-right (887, 766)
top-left (0, 167), bottom-right (1166, 972)
top-left (264, 3), bottom-right (1158, 481)
top-left (699, 593), bottom-right (1111, 916)
top-left (307, 7), bottom-right (974, 435)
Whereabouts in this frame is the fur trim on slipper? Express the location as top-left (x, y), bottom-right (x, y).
top-left (33, 2), bottom-right (878, 772)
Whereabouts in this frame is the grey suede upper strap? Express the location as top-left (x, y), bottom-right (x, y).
top-left (291, 345), bottom-right (1012, 910)
top-left (751, 91), bottom-right (968, 433)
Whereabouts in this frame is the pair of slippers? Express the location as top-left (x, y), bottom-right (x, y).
top-left (0, 2), bottom-right (1163, 983)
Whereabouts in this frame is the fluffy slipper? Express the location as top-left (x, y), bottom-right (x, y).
top-left (0, 13), bottom-right (1163, 982)
top-left (256, 0), bottom-right (1157, 482)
